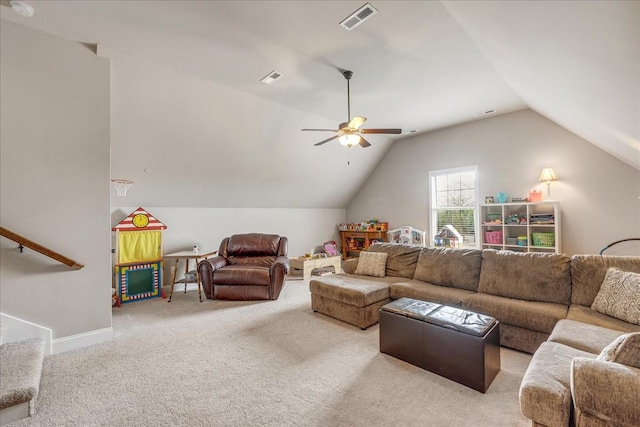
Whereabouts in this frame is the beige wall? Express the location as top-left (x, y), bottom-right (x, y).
top-left (347, 109), bottom-right (640, 255)
top-left (0, 22), bottom-right (112, 345)
top-left (110, 207), bottom-right (345, 287)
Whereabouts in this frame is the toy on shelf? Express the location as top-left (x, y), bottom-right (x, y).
top-left (339, 221), bottom-right (388, 231)
top-left (434, 225), bottom-right (463, 248)
top-left (387, 226), bottom-right (427, 246)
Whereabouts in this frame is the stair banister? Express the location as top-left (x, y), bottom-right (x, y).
top-left (0, 227), bottom-right (84, 270)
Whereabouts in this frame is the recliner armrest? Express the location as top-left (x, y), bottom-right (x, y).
top-left (271, 256), bottom-right (290, 275)
top-left (571, 357), bottom-right (640, 427)
top-left (200, 255), bottom-right (228, 271)
top-left (197, 256), bottom-right (229, 299)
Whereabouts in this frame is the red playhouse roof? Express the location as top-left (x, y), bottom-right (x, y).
top-left (112, 207), bottom-right (167, 231)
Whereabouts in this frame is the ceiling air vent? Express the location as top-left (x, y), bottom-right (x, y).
top-left (339, 3), bottom-right (378, 31)
top-left (260, 70), bottom-right (283, 84)
top-left (474, 109), bottom-right (496, 117)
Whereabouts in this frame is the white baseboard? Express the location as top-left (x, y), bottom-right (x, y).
top-left (52, 327), bottom-right (113, 354)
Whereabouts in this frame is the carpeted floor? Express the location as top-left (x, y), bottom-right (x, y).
top-left (13, 279), bottom-right (532, 426)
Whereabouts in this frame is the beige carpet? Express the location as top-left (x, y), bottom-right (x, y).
top-left (13, 279), bottom-right (532, 426)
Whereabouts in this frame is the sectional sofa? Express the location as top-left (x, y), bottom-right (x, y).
top-left (309, 243), bottom-right (640, 427)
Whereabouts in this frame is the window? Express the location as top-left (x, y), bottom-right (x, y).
top-left (429, 166), bottom-right (478, 248)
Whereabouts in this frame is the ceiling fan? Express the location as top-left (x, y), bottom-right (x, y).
top-left (302, 70), bottom-right (402, 148)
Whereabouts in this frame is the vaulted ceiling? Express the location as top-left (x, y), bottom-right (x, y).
top-left (1, 1), bottom-right (638, 208)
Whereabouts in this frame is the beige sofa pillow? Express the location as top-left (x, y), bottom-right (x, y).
top-left (369, 243), bottom-right (422, 278)
top-left (591, 268), bottom-right (640, 326)
top-left (596, 332), bottom-right (640, 369)
top-left (355, 252), bottom-right (388, 277)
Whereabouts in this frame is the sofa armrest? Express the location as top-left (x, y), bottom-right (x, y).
top-left (342, 258), bottom-right (358, 274)
top-left (571, 357), bottom-right (640, 427)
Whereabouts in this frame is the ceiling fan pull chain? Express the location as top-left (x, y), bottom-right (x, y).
top-left (347, 147), bottom-right (351, 165)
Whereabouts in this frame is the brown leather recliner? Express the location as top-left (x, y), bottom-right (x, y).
top-left (198, 233), bottom-right (289, 300)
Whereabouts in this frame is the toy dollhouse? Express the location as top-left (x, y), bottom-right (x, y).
top-left (387, 226), bottom-right (427, 246)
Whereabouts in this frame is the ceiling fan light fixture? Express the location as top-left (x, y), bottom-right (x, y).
top-left (339, 134), bottom-right (361, 147)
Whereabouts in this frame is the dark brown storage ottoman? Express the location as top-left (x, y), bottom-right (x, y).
top-left (380, 298), bottom-right (500, 393)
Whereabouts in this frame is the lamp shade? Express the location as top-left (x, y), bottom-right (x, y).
top-left (339, 133), bottom-right (360, 147)
top-left (538, 168), bottom-right (558, 182)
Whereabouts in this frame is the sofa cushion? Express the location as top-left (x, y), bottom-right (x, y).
top-left (519, 341), bottom-right (595, 427)
top-left (463, 293), bottom-right (567, 334)
top-left (390, 280), bottom-right (475, 307)
top-left (309, 274), bottom-right (393, 307)
top-left (478, 249), bottom-right (571, 305)
top-left (354, 251), bottom-right (388, 277)
top-left (566, 305), bottom-right (640, 333)
top-left (413, 247), bottom-right (482, 291)
top-left (368, 243), bottom-right (422, 279)
top-left (548, 319), bottom-right (624, 354)
top-left (591, 268), bottom-right (640, 325)
top-left (570, 255), bottom-right (640, 306)
top-left (499, 323), bottom-right (549, 354)
top-left (227, 233), bottom-right (281, 256)
top-left (213, 264), bottom-right (270, 285)
top-left (597, 332), bottom-right (640, 369)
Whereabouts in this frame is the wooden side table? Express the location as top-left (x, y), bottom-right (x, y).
top-left (164, 250), bottom-right (218, 302)
top-left (289, 255), bottom-right (343, 280)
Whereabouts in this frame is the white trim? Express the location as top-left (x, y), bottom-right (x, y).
top-left (428, 165), bottom-right (479, 248)
top-left (0, 313), bottom-right (52, 355)
top-left (52, 327), bottom-right (113, 354)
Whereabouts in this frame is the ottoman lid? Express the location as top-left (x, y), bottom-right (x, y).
top-left (382, 297), bottom-right (496, 337)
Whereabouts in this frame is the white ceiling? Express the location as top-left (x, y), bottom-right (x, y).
top-left (1, 1), bottom-right (638, 207)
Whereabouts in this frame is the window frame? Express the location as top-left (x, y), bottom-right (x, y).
top-left (428, 165), bottom-right (480, 248)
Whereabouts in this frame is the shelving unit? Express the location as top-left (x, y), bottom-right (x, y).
top-left (339, 230), bottom-right (387, 260)
top-left (480, 202), bottom-right (561, 253)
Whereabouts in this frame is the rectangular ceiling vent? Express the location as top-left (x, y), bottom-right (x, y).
top-left (260, 70), bottom-right (283, 84)
top-left (474, 109), bottom-right (496, 117)
top-left (339, 3), bottom-right (378, 31)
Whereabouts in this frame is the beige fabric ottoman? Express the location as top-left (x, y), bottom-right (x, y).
top-left (309, 274), bottom-right (396, 329)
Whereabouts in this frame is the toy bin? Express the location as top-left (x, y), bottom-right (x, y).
top-left (532, 232), bottom-right (555, 247)
top-left (484, 230), bottom-right (503, 245)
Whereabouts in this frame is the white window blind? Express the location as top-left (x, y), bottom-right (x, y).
top-left (429, 166), bottom-right (478, 248)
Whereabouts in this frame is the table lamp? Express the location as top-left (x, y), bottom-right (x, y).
top-left (538, 168), bottom-right (558, 199)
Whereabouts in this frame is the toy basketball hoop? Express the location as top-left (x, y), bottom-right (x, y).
top-left (111, 179), bottom-right (134, 197)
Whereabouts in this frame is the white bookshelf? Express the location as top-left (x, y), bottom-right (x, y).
top-left (480, 201), bottom-right (561, 253)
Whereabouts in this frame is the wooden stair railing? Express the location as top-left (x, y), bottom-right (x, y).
top-left (0, 227), bottom-right (84, 270)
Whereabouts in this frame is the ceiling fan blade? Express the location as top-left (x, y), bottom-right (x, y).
top-left (360, 128), bottom-right (402, 134)
top-left (301, 128), bottom-right (339, 132)
top-left (359, 136), bottom-right (372, 148)
top-left (313, 135), bottom-right (340, 146)
top-left (348, 116), bottom-right (367, 130)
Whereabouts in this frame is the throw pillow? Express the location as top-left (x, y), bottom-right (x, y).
top-left (354, 251), bottom-right (388, 278)
top-left (591, 267), bottom-right (640, 325)
top-left (596, 332), bottom-right (640, 369)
